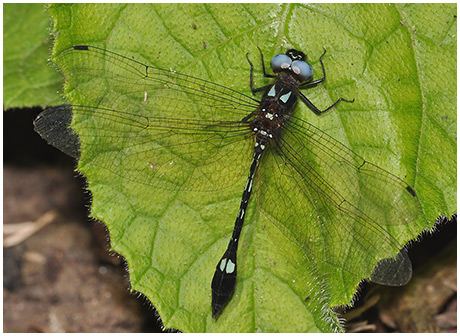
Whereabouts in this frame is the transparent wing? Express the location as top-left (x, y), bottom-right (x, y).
top-left (284, 115), bottom-right (419, 226)
top-left (256, 116), bottom-right (420, 286)
top-left (57, 46), bottom-right (259, 122)
top-left (54, 45), bottom-right (261, 191)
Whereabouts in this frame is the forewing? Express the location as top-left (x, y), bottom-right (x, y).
top-left (55, 46), bottom-right (260, 191)
top-left (57, 46), bottom-right (258, 122)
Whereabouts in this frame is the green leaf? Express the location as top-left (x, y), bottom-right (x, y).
top-left (47, 3), bottom-right (456, 332)
top-left (3, 4), bottom-right (64, 109)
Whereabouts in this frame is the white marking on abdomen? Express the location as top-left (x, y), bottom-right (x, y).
top-left (247, 179), bottom-right (253, 192)
top-left (220, 258), bottom-right (227, 272)
top-left (225, 259), bottom-right (235, 273)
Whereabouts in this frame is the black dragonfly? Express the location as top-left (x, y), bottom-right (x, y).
top-left (35, 45), bottom-right (420, 319)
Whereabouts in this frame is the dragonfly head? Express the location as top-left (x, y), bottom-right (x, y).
top-left (270, 49), bottom-right (313, 83)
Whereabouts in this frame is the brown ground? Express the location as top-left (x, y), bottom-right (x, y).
top-left (4, 108), bottom-right (164, 332)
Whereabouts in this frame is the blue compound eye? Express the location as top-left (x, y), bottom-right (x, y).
top-left (270, 54), bottom-right (292, 72)
top-left (291, 60), bottom-right (313, 81)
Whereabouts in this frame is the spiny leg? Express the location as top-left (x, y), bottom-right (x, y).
top-left (300, 48), bottom-right (327, 88)
top-left (256, 46), bottom-right (277, 79)
top-left (246, 50), bottom-right (273, 94)
top-left (296, 88), bottom-right (355, 115)
top-left (297, 49), bottom-right (354, 114)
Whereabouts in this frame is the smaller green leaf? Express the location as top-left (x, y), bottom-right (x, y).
top-left (3, 4), bottom-right (64, 109)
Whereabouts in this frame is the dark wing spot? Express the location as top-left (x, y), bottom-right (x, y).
top-left (406, 185), bottom-right (417, 197)
top-left (73, 45), bottom-right (89, 50)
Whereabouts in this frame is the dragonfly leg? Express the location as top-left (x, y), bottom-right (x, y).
top-left (246, 49), bottom-right (275, 94)
top-left (296, 88), bottom-right (355, 115)
top-left (300, 48), bottom-right (327, 88)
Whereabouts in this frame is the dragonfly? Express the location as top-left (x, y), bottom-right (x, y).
top-left (35, 45), bottom-right (420, 319)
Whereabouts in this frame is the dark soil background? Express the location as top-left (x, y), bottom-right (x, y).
top-left (3, 107), bottom-right (456, 332)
